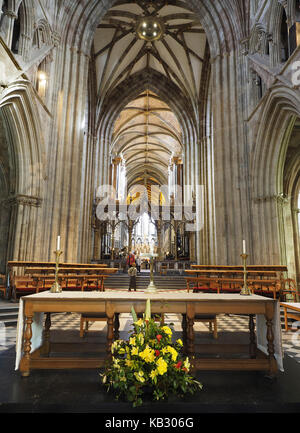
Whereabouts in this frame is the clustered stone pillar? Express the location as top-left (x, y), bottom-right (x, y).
top-left (210, 51), bottom-right (252, 265)
top-left (1, 8), bottom-right (18, 49)
top-left (6, 195), bottom-right (42, 269)
top-left (40, 45), bottom-right (91, 263)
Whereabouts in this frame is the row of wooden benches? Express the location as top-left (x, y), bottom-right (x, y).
top-left (1, 261), bottom-right (119, 301)
top-left (184, 265), bottom-right (299, 301)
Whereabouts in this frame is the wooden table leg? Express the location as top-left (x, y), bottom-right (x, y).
top-left (186, 304), bottom-right (195, 355)
top-left (249, 314), bottom-right (256, 359)
top-left (40, 313), bottom-right (51, 356)
top-left (265, 303), bottom-right (278, 378)
top-left (20, 315), bottom-right (33, 377)
top-left (283, 307), bottom-right (288, 331)
top-left (114, 313), bottom-right (120, 339)
top-left (106, 302), bottom-right (115, 356)
top-left (182, 314), bottom-right (187, 352)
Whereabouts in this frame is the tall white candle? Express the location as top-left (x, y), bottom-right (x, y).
top-left (243, 240), bottom-right (246, 254)
top-left (57, 236), bottom-right (61, 251)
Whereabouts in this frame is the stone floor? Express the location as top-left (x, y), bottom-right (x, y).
top-left (1, 305), bottom-right (300, 415)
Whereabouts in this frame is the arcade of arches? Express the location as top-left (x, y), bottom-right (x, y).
top-left (0, 0), bottom-right (299, 290)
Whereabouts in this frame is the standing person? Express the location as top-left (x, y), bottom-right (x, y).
top-left (127, 251), bottom-right (135, 268)
top-left (128, 263), bottom-right (137, 292)
top-left (136, 255), bottom-right (141, 273)
top-left (121, 253), bottom-right (127, 273)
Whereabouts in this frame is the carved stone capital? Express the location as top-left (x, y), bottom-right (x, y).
top-left (51, 31), bottom-right (61, 47)
top-left (253, 194), bottom-right (289, 205)
top-left (3, 9), bottom-right (18, 19)
top-left (3, 194), bottom-right (43, 208)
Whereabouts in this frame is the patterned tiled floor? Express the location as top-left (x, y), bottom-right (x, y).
top-left (1, 308), bottom-right (300, 364)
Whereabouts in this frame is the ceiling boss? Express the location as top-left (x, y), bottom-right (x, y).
top-left (136, 15), bottom-right (165, 42)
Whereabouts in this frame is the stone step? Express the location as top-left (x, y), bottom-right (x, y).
top-left (0, 301), bottom-right (19, 326)
top-left (1, 318), bottom-right (18, 327)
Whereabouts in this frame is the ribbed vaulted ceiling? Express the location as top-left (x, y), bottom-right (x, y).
top-left (93, 0), bottom-right (207, 190)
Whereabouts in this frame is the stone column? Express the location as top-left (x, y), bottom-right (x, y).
top-left (156, 219), bottom-right (163, 260)
top-left (5, 195), bottom-right (42, 270)
top-left (40, 45), bottom-right (91, 263)
top-left (210, 51), bottom-right (252, 265)
top-left (112, 157), bottom-right (121, 195)
top-left (1, 9), bottom-right (18, 49)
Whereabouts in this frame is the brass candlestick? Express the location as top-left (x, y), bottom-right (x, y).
top-left (240, 253), bottom-right (251, 296)
top-left (146, 255), bottom-right (157, 293)
top-left (50, 250), bottom-right (63, 293)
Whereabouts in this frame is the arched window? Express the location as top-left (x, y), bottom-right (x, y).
top-left (296, 0), bottom-right (300, 21)
top-left (32, 20), bottom-right (51, 49)
top-left (33, 27), bottom-right (45, 48)
top-left (11, 3), bottom-right (22, 54)
top-left (280, 7), bottom-right (289, 62)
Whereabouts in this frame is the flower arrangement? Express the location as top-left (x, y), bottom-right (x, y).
top-left (100, 300), bottom-right (203, 407)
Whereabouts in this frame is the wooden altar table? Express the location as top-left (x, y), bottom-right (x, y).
top-left (15, 292), bottom-right (282, 378)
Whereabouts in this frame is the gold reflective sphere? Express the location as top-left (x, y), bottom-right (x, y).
top-left (136, 16), bottom-right (164, 42)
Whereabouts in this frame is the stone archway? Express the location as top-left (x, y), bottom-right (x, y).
top-left (251, 85), bottom-right (300, 279)
top-left (0, 81), bottom-right (44, 266)
top-left (42, 0), bottom-right (254, 265)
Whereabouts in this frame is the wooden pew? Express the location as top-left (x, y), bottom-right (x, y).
top-left (8, 261), bottom-right (118, 300)
top-left (11, 276), bottom-right (39, 302)
top-left (11, 274), bottom-right (111, 301)
top-left (190, 265), bottom-right (288, 272)
top-left (185, 268), bottom-right (284, 299)
top-left (24, 267), bottom-right (114, 276)
top-left (7, 261), bottom-right (108, 268)
top-left (0, 274), bottom-right (7, 298)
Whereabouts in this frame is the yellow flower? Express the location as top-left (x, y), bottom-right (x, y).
top-left (135, 319), bottom-right (143, 327)
top-left (161, 347), bottom-right (168, 355)
top-left (131, 347), bottom-right (139, 356)
top-left (150, 369), bottom-right (158, 380)
top-left (156, 357), bottom-right (168, 375)
top-left (137, 333), bottom-right (144, 345)
top-left (161, 326), bottom-right (172, 338)
top-left (129, 337), bottom-right (136, 346)
top-left (113, 357), bottom-right (120, 369)
top-left (118, 348), bottom-right (125, 354)
top-left (176, 339), bottom-right (183, 347)
top-left (125, 359), bottom-right (133, 368)
top-left (166, 346), bottom-right (178, 362)
top-left (134, 371), bottom-right (145, 383)
top-left (139, 345), bottom-right (155, 363)
top-left (184, 357), bottom-right (190, 372)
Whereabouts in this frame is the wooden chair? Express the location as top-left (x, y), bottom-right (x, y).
top-left (80, 313), bottom-right (109, 337)
top-left (280, 278), bottom-right (299, 302)
top-left (194, 314), bottom-right (218, 339)
top-left (280, 303), bottom-right (300, 331)
top-left (80, 312), bottom-right (121, 339)
top-left (182, 314), bottom-right (218, 340)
